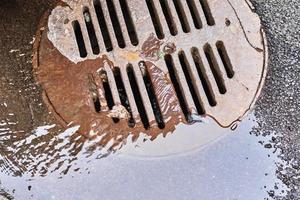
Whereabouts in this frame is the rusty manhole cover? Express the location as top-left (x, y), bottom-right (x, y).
top-left (33, 0), bottom-right (267, 147)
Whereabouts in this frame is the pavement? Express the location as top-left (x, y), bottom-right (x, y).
top-left (0, 0), bottom-right (299, 199)
top-left (250, 0), bottom-right (300, 199)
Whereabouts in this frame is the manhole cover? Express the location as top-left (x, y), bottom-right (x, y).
top-left (34, 0), bottom-right (267, 147)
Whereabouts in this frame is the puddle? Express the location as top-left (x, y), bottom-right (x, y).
top-left (119, 117), bottom-right (228, 158)
top-left (0, 111), bottom-right (287, 200)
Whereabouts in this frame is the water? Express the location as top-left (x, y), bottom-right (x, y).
top-left (0, 111), bottom-right (286, 200)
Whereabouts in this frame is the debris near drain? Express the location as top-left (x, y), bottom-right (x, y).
top-left (189, 114), bottom-right (209, 124)
top-left (107, 105), bottom-right (130, 120)
top-left (140, 33), bottom-right (164, 61)
top-left (163, 42), bottom-right (176, 55)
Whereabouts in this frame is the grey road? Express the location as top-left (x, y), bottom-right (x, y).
top-left (0, 0), bottom-right (299, 199)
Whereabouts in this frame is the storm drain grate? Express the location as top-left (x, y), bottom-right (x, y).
top-left (34, 0), bottom-right (268, 143)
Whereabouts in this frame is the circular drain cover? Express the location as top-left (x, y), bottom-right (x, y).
top-left (34, 0), bottom-right (267, 147)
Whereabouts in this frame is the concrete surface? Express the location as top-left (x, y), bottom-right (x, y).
top-left (0, 0), bottom-right (299, 199)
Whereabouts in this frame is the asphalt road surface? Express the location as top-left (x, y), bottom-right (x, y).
top-left (0, 0), bottom-right (299, 199)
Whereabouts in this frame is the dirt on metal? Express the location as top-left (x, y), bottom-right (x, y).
top-left (33, 0), bottom-right (268, 148)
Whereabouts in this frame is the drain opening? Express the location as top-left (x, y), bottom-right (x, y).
top-left (145, 0), bottom-right (164, 39)
top-left (83, 8), bottom-right (100, 55)
top-left (159, 0), bottom-right (178, 36)
top-left (88, 74), bottom-right (102, 113)
top-left (204, 43), bottom-right (226, 94)
top-left (127, 64), bottom-right (150, 129)
top-left (191, 47), bottom-right (217, 106)
top-left (100, 68), bottom-right (120, 123)
top-left (94, 97), bottom-right (101, 113)
top-left (93, 0), bottom-right (113, 52)
top-left (199, 0), bottom-right (215, 26)
top-left (72, 20), bottom-right (87, 58)
top-left (99, 69), bottom-right (115, 109)
top-left (216, 41), bottom-right (235, 78)
top-left (106, 0), bottom-right (126, 48)
top-left (119, 0), bottom-right (139, 46)
top-left (113, 67), bottom-right (135, 127)
top-left (172, 0), bottom-right (191, 33)
top-left (178, 51), bottom-right (205, 115)
top-left (165, 54), bottom-right (191, 122)
top-left (186, 0), bottom-right (202, 29)
top-left (140, 61), bottom-right (165, 129)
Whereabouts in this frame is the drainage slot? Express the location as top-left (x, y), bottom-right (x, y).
top-left (204, 43), bottom-right (226, 94)
top-left (199, 0), bottom-right (215, 26)
top-left (191, 47), bottom-right (216, 106)
top-left (165, 54), bottom-right (191, 122)
top-left (119, 0), bottom-right (139, 46)
top-left (140, 61), bottom-right (165, 129)
top-left (159, 0), bottom-right (178, 36)
top-left (94, 0), bottom-right (113, 51)
top-left (88, 74), bottom-right (101, 113)
top-left (94, 98), bottom-right (101, 113)
top-left (146, 0), bottom-right (164, 39)
top-left (186, 0), bottom-right (202, 29)
top-left (83, 8), bottom-right (100, 55)
top-left (106, 0), bottom-right (126, 48)
top-left (99, 69), bottom-right (115, 110)
top-left (216, 41), bottom-right (235, 78)
top-left (72, 20), bottom-right (87, 58)
top-left (172, 0), bottom-right (191, 33)
top-left (178, 51), bottom-right (205, 115)
top-left (127, 64), bottom-right (150, 129)
top-left (113, 67), bottom-right (135, 127)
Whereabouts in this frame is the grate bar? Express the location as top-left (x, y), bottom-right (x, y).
top-left (179, 0), bottom-right (197, 32)
top-left (186, 0), bottom-right (203, 29)
top-left (127, 64), bottom-right (150, 129)
top-left (117, 0), bottom-right (139, 46)
top-left (193, 0), bottom-right (210, 27)
top-left (151, 0), bottom-right (169, 38)
top-left (103, 62), bottom-right (122, 105)
top-left (170, 54), bottom-right (198, 115)
top-left (145, 0), bottom-right (165, 39)
top-left (204, 43), bottom-right (227, 94)
top-left (131, 62), bottom-right (156, 124)
top-left (83, 7), bottom-right (100, 55)
top-left (78, 15), bottom-right (94, 56)
top-left (178, 51), bottom-right (205, 114)
top-left (87, 3), bottom-right (107, 53)
top-left (197, 45), bottom-right (223, 97)
top-left (216, 41), bottom-right (235, 79)
top-left (199, 0), bottom-right (215, 26)
top-left (113, 0), bottom-right (133, 47)
top-left (141, 62), bottom-right (165, 129)
top-left (101, 0), bottom-right (120, 49)
top-left (184, 47), bottom-right (211, 108)
top-left (119, 66), bottom-right (141, 122)
top-left (93, 72), bottom-right (109, 111)
top-left (163, 0), bottom-right (180, 35)
top-left (211, 44), bottom-right (231, 86)
top-left (93, 0), bottom-right (114, 52)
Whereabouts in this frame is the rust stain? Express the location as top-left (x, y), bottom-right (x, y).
top-left (140, 33), bottom-right (164, 61)
top-left (34, 0), bottom-right (267, 150)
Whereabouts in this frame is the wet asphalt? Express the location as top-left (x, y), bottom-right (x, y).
top-left (0, 0), bottom-right (299, 199)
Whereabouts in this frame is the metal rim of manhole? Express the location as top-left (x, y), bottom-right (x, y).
top-left (33, 0), bottom-right (268, 148)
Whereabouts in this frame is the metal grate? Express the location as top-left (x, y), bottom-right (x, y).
top-left (36, 0), bottom-right (267, 141)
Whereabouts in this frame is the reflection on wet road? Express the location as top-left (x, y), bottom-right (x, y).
top-left (0, 111), bottom-right (286, 199)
